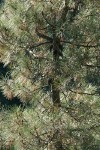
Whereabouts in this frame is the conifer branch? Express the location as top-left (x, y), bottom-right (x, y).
top-left (28, 41), bottom-right (51, 49)
top-left (36, 28), bottom-right (52, 41)
top-left (69, 89), bottom-right (98, 96)
top-left (82, 64), bottom-right (100, 68)
top-left (61, 40), bottom-right (100, 48)
top-left (42, 11), bottom-right (55, 28)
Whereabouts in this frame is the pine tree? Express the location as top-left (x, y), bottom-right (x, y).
top-left (0, 0), bottom-right (100, 150)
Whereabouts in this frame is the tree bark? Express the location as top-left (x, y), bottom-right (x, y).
top-left (51, 28), bottom-right (61, 107)
top-left (49, 27), bottom-right (63, 150)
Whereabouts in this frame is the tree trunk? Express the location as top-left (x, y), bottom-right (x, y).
top-left (48, 28), bottom-right (63, 150)
top-left (51, 27), bottom-right (61, 108)
top-left (51, 79), bottom-right (61, 107)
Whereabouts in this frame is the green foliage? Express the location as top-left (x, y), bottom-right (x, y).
top-left (0, 0), bottom-right (100, 149)
top-left (0, 102), bottom-right (100, 150)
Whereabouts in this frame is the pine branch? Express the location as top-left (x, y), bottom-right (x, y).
top-left (36, 28), bottom-right (52, 41)
top-left (61, 40), bottom-right (100, 48)
top-left (42, 11), bottom-right (54, 28)
top-left (69, 89), bottom-right (99, 96)
top-left (28, 41), bottom-right (51, 49)
top-left (69, 123), bottom-right (100, 132)
top-left (82, 64), bottom-right (100, 68)
top-left (69, 0), bottom-right (84, 23)
top-left (59, 0), bottom-right (69, 24)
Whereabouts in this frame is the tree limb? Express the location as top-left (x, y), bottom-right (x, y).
top-left (61, 40), bottom-right (100, 48)
top-left (36, 28), bottom-right (53, 42)
top-left (28, 41), bottom-right (51, 49)
top-left (82, 64), bottom-right (100, 68)
top-left (69, 89), bottom-right (99, 96)
top-left (59, 0), bottom-right (69, 24)
top-left (42, 11), bottom-right (54, 28)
